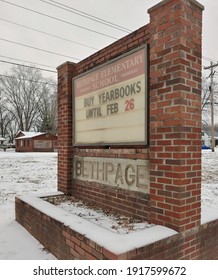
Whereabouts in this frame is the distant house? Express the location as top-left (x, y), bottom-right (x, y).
top-left (210, 131), bottom-right (218, 147)
top-left (202, 130), bottom-right (210, 147)
top-left (0, 137), bottom-right (7, 151)
top-left (15, 131), bottom-right (57, 152)
top-left (0, 137), bottom-right (6, 145)
top-left (202, 128), bottom-right (218, 147)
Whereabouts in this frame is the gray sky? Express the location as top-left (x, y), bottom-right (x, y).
top-left (0, 0), bottom-right (216, 79)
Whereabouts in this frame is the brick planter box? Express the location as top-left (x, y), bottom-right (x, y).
top-left (16, 192), bottom-right (218, 259)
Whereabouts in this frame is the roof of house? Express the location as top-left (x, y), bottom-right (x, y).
top-left (15, 131), bottom-right (45, 140)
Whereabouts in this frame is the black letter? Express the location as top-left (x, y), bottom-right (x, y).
top-left (136, 81), bottom-right (141, 93)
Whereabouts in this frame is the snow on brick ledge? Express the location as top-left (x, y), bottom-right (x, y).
top-left (15, 192), bottom-right (176, 258)
top-left (15, 192), bottom-right (218, 259)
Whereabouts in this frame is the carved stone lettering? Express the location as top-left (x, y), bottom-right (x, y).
top-left (73, 156), bottom-right (150, 194)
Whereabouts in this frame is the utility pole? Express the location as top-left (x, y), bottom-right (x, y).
top-left (204, 62), bottom-right (218, 152)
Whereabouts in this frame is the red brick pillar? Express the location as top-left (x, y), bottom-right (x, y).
top-left (57, 62), bottom-right (76, 194)
top-left (148, 0), bottom-right (204, 232)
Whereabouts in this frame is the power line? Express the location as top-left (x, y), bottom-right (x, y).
top-left (203, 56), bottom-right (218, 64)
top-left (0, 0), bottom-right (118, 40)
top-left (0, 37), bottom-right (81, 61)
top-left (40, 0), bottom-right (132, 33)
top-left (0, 59), bottom-right (57, 73)
top-left (0, 18), bottom-right (99, 51)
top-left (0, 74), bottom-right (56, 86)
top-left (0, 55), bottom-right (56, 70)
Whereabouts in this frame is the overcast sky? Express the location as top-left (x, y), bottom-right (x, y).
top-left (0, 0), bottom-right (216, 80)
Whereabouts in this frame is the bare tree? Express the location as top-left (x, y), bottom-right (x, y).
top-left (33, 79), bottom-right (57, 133)
top-left (0, 65), bottom-right (57, 138)
top-left (6, 117), bottom-right (19, 143)
top-left (0, 90), bottom-right (14, 138)
top-left (202, 74), bottom-right (218, 129)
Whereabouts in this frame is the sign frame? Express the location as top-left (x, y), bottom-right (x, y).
top-left (73, 45), bottom-right (149, 147)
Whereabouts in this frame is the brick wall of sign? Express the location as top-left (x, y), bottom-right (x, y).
top-left (148, 0), bottom-right (203, 233)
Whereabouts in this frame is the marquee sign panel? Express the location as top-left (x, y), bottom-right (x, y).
top-left (73, 46), bottom-right (148, 145)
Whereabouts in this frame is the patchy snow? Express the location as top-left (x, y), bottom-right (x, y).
top-left (45, 195), bottom-right (155, 234)
top-left (0, 148), bottom-right (218, 259)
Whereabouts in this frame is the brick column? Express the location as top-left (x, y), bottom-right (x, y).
top-left (148, 0), bottom-right (204, 232)
top-left (57, 62), bottom-right (76, 194)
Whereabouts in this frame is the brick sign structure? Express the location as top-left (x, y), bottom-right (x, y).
top-left (58, 0), bottom-right (203, 232)
top-left (58, 0), bottom-right (202, 231)
top-left (57, 0), bottom-right (205, 232)
top-left (16, 0), bottom-right (218, 260)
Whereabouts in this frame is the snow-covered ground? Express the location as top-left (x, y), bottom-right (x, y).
top-left (0, 150), bottom-right (57, 260)
top-left (0, 149), bottom-right (218, 259)
top-left (202, 150), bottom-right (218, 208)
